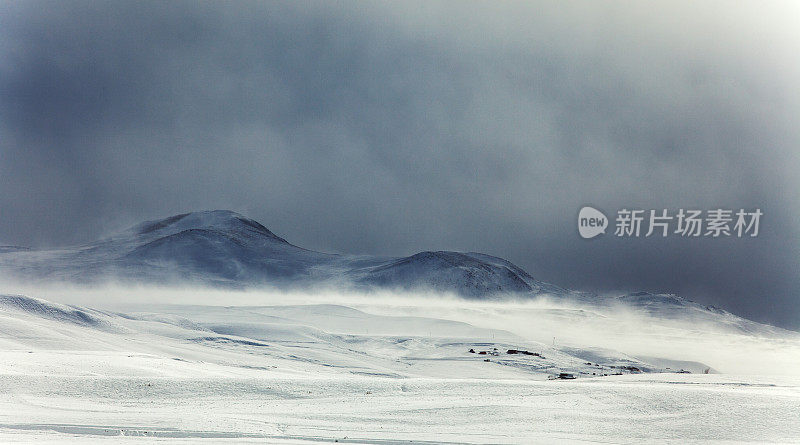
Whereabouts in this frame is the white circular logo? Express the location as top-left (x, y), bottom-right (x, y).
top-left (578, 206), bottom-right (608, 239)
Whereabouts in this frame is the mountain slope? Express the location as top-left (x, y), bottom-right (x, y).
top-left (347, 251), bottom-right (537, 297)
top-left (609, 291), bottom-right (794, 337)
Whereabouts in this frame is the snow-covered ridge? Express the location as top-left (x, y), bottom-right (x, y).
top-left (0, 294), bottom-right (123, 333)
top-left (0, 294), bottom-right (102, 326)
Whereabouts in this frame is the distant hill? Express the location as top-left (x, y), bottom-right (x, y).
top-left (0, 210), bottom-right (561, 296)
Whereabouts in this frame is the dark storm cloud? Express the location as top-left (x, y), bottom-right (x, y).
top-left (1, 1), bottom-right (798, 327)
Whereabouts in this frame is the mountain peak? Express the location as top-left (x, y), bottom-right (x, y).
top-left (130, 210), bottom-right (285, 242)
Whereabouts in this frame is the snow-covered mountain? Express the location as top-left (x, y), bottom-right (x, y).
top-left (0, 210), bottom-right (793, 339)
top-left (0, 210), bottom-right (563, 296)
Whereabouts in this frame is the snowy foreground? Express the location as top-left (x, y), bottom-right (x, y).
top-left (1, 289), bottom-right (799, 444)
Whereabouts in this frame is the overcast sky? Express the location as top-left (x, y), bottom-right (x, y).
top-left (1, 1), bottom-right (799, 328)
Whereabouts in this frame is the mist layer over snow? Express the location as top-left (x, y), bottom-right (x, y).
top-left (4, 282), bottom-right (799, 376)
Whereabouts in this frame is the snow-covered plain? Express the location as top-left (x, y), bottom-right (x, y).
top-left (1, 288), bottom-right (799, 444)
